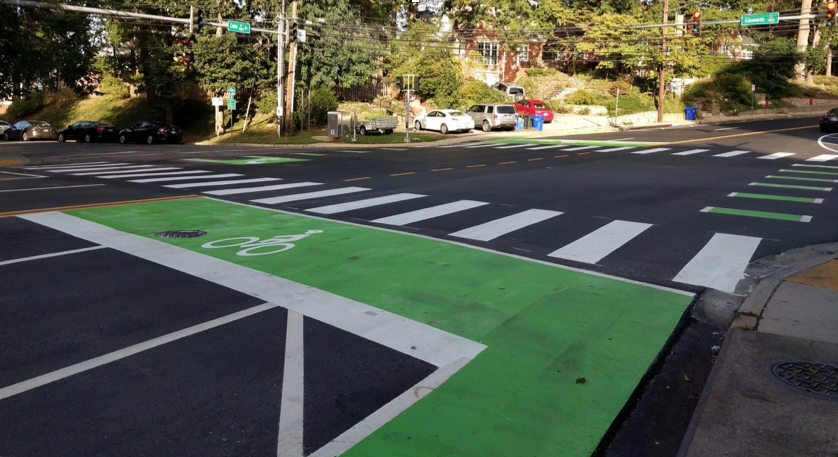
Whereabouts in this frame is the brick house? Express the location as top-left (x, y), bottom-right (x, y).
top-left (448, 20), bottom-right (546, 85)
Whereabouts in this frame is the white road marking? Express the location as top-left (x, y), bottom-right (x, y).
top-left (463, 143), bottom-right (493, 149)
top-left (442, 142), bottom-right (487, 148)
top-left (548, 220), bottom-right (652, 264)
top-left (757, 152), bottom-right (795, 160)
top-left (276, 310), bottom-right (305, 457)
top-left (632, 147), bottom-right (671, 154)
top-left (45, 165), bottom-right (152, 173)
top-left (449, 209), bottom-right (562, 242)
top-left (525, 144), bottom-right (568, 150)
top-left (715, 127), bottom-right (737, 131)
top-left (563, 145), bottom-right (598, 152)
top-left (23, 162), bottom-right (114, 169)
top-left (713, 150), bottom-right (750, 158)
top-left (251, 187), bottom-right (370, 204)
top-left (129, 173), bottom-right (243, 183)
top-left (807, 154), bottom-right (838, 162)
top-left (1, 171), bottom-right (45, 178)
top-left (103, 170), bottom-right (213, 179)
top-left (766, 175), bottom-right (838, 183)
top-left (0, 184), bottom-right (104, 193)
top-left (596, 146), bottom-right (636, 152)
top-left (0, 176), bottom-right (47, 181)
top-left (72, 166), bottom-right (176, 176)
top-left (494, 143), bottom-right (536, 149)
top-left (205, 182), bottom-right (321, 196)
top-left (792, 163), bottom-right (838, 169)
top-left (671, 149), bottom-right (709, 156)
top-left (371, 200), bottom-right (489, 226)
top-left (0, 246), bottom-right (105, 266)
top-left (306, 193), bottom-right (426, 215)
top-left (613, 137), bottom-right (634, 141)
top-left (673, 233), bottom-right (761, 293)
top-left (165, 178), bottom-right (281, 189)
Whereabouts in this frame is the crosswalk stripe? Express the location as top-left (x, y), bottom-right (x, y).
top-left (449, 209), bottom-right (563, 242)
top-left (563, 145), bottom-right (598, 152)
top-left (129, 173), bottom-right (243, 183)
top-left (713, 150), bottom-right (750, 158)
top-left (251, 187), bottom-right (370, 204)
top-left (757, 152), bottom-right (795, 160)
top-left (766, 175), bottom-right (838, 183)
top-left (73, 167), bottom-right (175, 176)
top-left (204, 182), bottom-right (321, 196)
top-left (494, 143), bottom-right (536, 149)
top-left (23, 162), bottom-right (115, 169)
top-left (306, 193), bottom-right (426, 214)
top-left (46, 164), bottom-right (151, 173)
top-left (596, 146), bottom-right (635, 152)
top-left (673, 233), bottom-right (761, 293)
top-left (526, 144), bottom-right (568, 150)
top-left (632, 147), bottom-right (671, 154)
top-left (547, 220), bottom-right (652, 264)
top-left (671, 149), bottom-right (709, 156)
top-left (371, 200), bottom-right (489, 226)
top-left (792, 163), bottom-right (838, 169)
top-left (464, 143), bottom-right (493, 148)
top-left (807, 154), bottom-right (838, 162)
top-left (102, 170), bottom-right (213, 179)
top-left (165, 178), bottom-right (281, 189)
top-left (443, 142), bottom-right (486, 148)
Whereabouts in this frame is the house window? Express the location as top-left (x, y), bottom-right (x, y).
top-left (516, 45), bottom-right (529, 65)
top-left (478, 41), bottom-right (499, 66)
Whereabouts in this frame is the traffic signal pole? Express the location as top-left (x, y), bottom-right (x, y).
top-left (657, 0), bottom-right (668, 123)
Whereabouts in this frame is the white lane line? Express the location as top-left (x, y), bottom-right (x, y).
top-left (165, 178), bottom-right (281, 189)
top-left (251, 187), bottom-right (370, 204)
top-left (0, 300), bottom-right (281, 401)
top-left (563, 145), bottom-right (598, 152)
top-left (0, 176), bottom-right (48, 181)
top-left (807, 154), bottom-right (838, 162)
top-left (103, 170), bottom-right (213, 179)
top-left (0, 246), bottom-right (106, 266)
top-left (673, 233), bottom-right (761, 293)
top-left (525, 144), bottom-right (568, 150)
top-left (715, 127), bottom-right (737, 131)
top-left (306, 193), bottom-right (427, 215)
top-left (757, 152), bottom-right (795, 160)
top-left (713, 150), bottom-right (750, 158)
top-left (548, 220), bottom-right (652, 264)
top-left (206, 182), bottom-right (321, 196)
top-left (449, 209), bottom-right (563, 242)
top-left (632, 147), bottom-right (671, 154)
top-left (792, 163), bottom-right (838, 169)
top-left (0, 184), bottom-right (104, 193)
top-left (1, 171), bottom-right (45, 178)
top-left (671, 149), bottom-right (709, 156)
top-left (276, 310), bottom-right (305, 457)
top-left (766, 175), bottom-right (838, 183)
top-left (464, 142), bottom-right (493, 148)
top-left (442, 142), bottom-right (486, 148)
top-left (22, 162), bottom-right (114, 169)
top-left (72, 167), bottom-right (177, 176)
top-left (129, 173), bottom-right (243, 183)
top-left (494, 143), bottom-right (536, 149)
top-left (45, 165), bottom-right (152, 173)
top-left (613, 137), bottom-right (634, 141)
top-left (596, 146), bottom-right (636, 152)
top-left (371, 200), bottom-right (489, 226)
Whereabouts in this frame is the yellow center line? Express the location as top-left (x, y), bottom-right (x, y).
top-left (0, 195), bottom-right (200, 219)
top-left (0, 159), bottom-right (23, 167)
top-left (467, 164), bottom-right (486, 168)
top-left (527, 158), bottom-right (544, 161)
top-left (344, 177), bottom-right (371, 182)
top-left (577, 152), bottom-right (591, 155)
top-left (663, 125), bottom-right (817, 145)
top-left (499, 161), bottom-right (517, 165)
top-left (432, 168), bottom-right (453, 172)
top-left (390, 172), bottom-right (415, 177)
top-left (555, 154), bottom-right (569, 158)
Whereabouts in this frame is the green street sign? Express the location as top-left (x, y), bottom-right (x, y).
top-left (741, 12), bottom-right (779, 26)
top-left (227, 100), bottom-right (236, 111)
top-left (227, 21), bottom-right (251, 34)
top-left (227, 86), bottom-right (236, 96)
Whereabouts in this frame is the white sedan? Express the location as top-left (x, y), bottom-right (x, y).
top-left (414, 109), bottom-right (474, 134)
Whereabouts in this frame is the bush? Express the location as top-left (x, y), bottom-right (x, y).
top-left (100, 75), bottom-right (129, 101)
top-left (663, 94), bottom-right (686, 114)
top-left (457, 80), bottom-right (507, 108)
top-left (607, 80), bottom-right (632, 96)
top-left (255, 91), bottom-right (278, 122)
top-left (525, 68), bottom-right (559, 77)
top-left (309, 85), bottom-right (338, 126)
top-left (546, 100), bottom-right (571, 113)
top-left (566, 89), bottom-right (606, 106)
top-left (7, 91), bottom-right (45, 119)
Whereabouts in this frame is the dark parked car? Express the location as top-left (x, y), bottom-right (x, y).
top-left (59, 121), bottom-right (119, 143)
top-left (0, 120), bottom-right (11, 136)
top-left (118, 121), bottom-right (183, 144)
top-left (820, 108), bottom-right (838, 132)
top-left (3, 120), bottom-right (58, 141)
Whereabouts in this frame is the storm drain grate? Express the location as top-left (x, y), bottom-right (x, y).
top-left (155, 230), bottom-right (207, 239)
top-left (769, 361), bottom-right (838, 400)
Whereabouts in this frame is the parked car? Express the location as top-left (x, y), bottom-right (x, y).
top-left (3, 120), bottom-right (58, 141)
top-left (59, 121), bottom-right (119, 143)
top-left (820, 108), bottom-right (838, 132)
top-left (118, 121), bottom-right (183, 144)
top-left (414, 109), bottom-right (474, 134)
top-left (465, 104), bottom-right (518, 132)
top-left (493, 82), bottom-right (525, 101)
top-left (514, 99), bottom-right (555, 123)
top-left (0, 120), bottom-right (11, 136)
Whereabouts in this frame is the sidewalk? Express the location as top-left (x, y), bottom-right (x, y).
top-left (678, 242), bottom-right (838, 457)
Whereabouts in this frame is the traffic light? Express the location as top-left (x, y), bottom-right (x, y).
top-left (689, 10), bottom-right (701, 35)
top-left (827, 0), bottom-right (837, 27)
top-left (289, 20), bottom-right (298, 42)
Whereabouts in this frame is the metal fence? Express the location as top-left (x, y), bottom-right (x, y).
top-left (336, 80), bottom-right (391, 102)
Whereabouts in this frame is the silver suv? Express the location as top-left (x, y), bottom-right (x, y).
top-left (465, 104), bottom-right (518, 132)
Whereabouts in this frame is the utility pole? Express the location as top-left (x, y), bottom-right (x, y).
top-left (277, 0), bottom-right (285, 138)
top-left (657, 0), bottom-right (668, 123)
top-left (795, 0), bottom-right (813, 83)
top-left (285, 1), bottom-right (297, 135)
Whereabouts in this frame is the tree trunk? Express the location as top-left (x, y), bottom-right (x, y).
top-left (807, 27), bottom-right (821, 86)
top-left (795, 0), bottom-right (813, 82)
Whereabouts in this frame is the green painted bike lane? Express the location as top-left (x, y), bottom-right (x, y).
top-left (67, 198), bottom-right (692, 456)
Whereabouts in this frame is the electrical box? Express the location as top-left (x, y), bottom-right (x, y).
top-left (328, 111), bottom-right (351, 138)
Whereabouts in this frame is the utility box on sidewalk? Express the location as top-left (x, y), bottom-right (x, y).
top-left (327, 111), bottom-right (352, 138)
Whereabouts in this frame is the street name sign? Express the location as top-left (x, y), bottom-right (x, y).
top-left (227, 21), bottom-right (251, 34)
top-left (227, 100), bottom-right (236, 111)
top-left (227, 86), bottom-right (236, 96)
top-left (741, 12), bottom-right (779, 26)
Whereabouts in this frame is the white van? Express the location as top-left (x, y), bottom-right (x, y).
top-left (493, 82), bottom-right (525, 100)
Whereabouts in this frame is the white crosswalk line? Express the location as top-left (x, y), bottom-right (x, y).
top-left (563, 145), bottom-right (598, 152)
top-left (713, 150), bottom-right (750, 158)
top-left (251, 187), bottom-right (370, 204)
top-left (129, 173), bottom-right (243, 183)
top-left (46, 164), bottom-right (151, 173)
top-left (807, 154), bottom-right (838, 162)
top-left (526, 144), bottom-right (568, 150)
top-left (72, 166), bottom-right (175, 176)
top-left (632, 147), bottom-right (671, 154)
top-left (306, 193), bottom-right (426, 215)
top-left (547, 220), bottom-right (652, 264)
top-left (102, 170), bottom-right (213, 179)
top-left (23, 162), bottom-right (115, 169)
top-left (671, 149), bottom-right (709, 156)
top-left (464, 143), bottom-right (493, 148)
top-left (443, 142), bottom-right (485, 148)
top-left (494, 143), bottom-right (536, 149)
top-left (165, 178), bottom-right (281, 189)
top-left (204, 182), bottom-right (321, 196)
top-left (449, 209), bottom-right (562, 242)
top-left (757, 152), bottom-right (795, 160)
top-left (596, 146), bottom-right (636, 152)
top-left (673, 233), bottom-right (761, 293)
top-left (371, 200), bottom-right (489, 226)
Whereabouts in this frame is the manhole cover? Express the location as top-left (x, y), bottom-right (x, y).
top-left (769, 360), bottom-right (838, 400)
top-left (155, 230), bottom-right (207, 239)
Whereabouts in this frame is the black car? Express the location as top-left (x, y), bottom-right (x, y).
top-left (118, 121), bottom-right (183, 144)
top-left (820, 108), bottom-right (838, 132)
top-left (59, 121), bottom-right (119, 143)
top-left (3, 120), bottom-right (58, 141)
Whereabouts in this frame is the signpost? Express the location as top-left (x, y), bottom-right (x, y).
top-left (227, 21), bottom-right (251, 34)
top-left (740, 12), bottom-right (779, 26)
top-left (227, 99), bottom-right (236, 111)
top-left (227, 86), bottom-right (236, 97)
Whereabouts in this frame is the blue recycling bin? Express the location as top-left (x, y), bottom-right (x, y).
top-left (515, 115), bottom-right (525, 130)
top-left (684, 106), bottom-right (696, 121)
top-left (533, 114), bottom-right (545, 131)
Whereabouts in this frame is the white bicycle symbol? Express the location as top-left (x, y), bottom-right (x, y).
top-left (201, 230), bottom-right (323, 256)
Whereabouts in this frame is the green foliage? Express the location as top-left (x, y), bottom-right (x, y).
top-left (525, 68), bottom-right (560, 77)
top-left (7, 91), bottom-right (45, 119)
top-left (100, 75), bottom-right (129, 101)
top-left (256, 91), bottom-right (278, 121)
top-left (545, 100), bottom-right (571, 113)
top-left (663, 94), bottom-right (686, 114)
top-left (310, 85), bottom-right (339, 126)
top-left (612, 91), bottom-right (655, 116)
top-left (457, 80), bottom-right (508, 108)
top-left (566, 89), bottom-right (608, 106)
top-left (192, 34), bottom-right (274, 96)
top-left (607, 80), bottom-right (631, 96)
